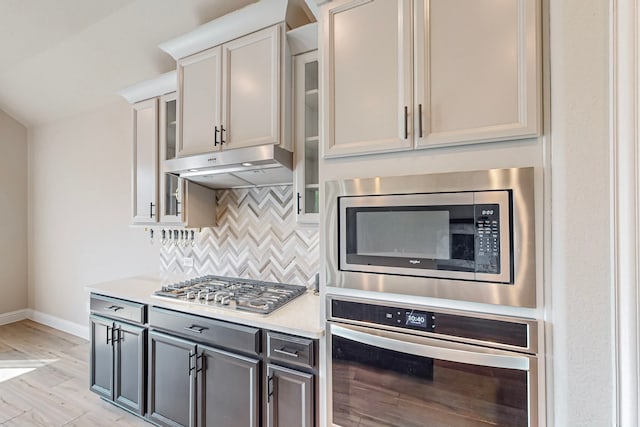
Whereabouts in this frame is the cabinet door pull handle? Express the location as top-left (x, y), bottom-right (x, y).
top-left (274, 347), bottom-right (299, 358)
top-left (196, 353), bottom-right (205, 373)
top-left (149, 202), bottom-right (155, 219)
top-left (267, 374), bottom-right (274, 403)
top-left (188, 352), bottom-right (196, 375)
top-left (184, 325), bottom-right (207, 334)
top-left (404, 106), bottom-right (409, 139)
top-left (418, 103), bottom-right (423, 138)
top-left (296, 192), bottom-right (302, 214)
top-left (106, 326), bottom-right (112, 344)
top-left (220, 125), bottom-right (226, 145)
top-left (106, 305), bottom-right (123, 312)
top-left (214, 125), bottom-right (219, 146)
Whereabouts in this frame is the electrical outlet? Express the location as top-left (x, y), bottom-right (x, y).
top-left (183, 257), bottom-right (194, 267)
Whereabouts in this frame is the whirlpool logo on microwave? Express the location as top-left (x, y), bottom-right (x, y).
top-left (409, 260), bottom-right (421, 265)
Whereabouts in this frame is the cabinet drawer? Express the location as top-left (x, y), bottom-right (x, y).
top-left (267, 331), bottom-right (315, 369)
top-left (149, 306), bottom-right (260, 356)
top-left (90, 294), bottom-right (146, 324)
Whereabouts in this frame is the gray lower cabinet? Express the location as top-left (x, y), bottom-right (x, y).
top-left (265, 331), bottom-right (317, 427)
top-left (148, 329), bottom-right (260, 427)
top-left (148, 330), bottom-right (197, 427)
top-left (198, 345), bottom-right (260, 427)
top-left (90, 314), bottom-right (146, 415)
top-left (266, 364), bottom-right (314, 427)
top-left (90, 315), bottom-right (114, 399)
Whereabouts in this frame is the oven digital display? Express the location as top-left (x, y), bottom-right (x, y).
top-left (405, 311), bottom-right (428, 328)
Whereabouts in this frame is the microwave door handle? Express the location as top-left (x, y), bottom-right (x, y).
top-left (330, 324), bottom-right (530, 371)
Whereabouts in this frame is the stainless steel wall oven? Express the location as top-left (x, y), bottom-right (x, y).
top-left (327, 296), bottom-right (540, 427)
top-left (324, 167), bottom-right (537, 307)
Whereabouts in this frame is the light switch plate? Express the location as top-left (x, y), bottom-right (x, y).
top-left (183, 257), bottom-right (194, 267)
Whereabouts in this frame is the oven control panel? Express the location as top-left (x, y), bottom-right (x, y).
top-left (331, 299), bottom-right (434, 332)
top-left (330, 299), bottom-right (531, 350)
top-left (474, 204), bottom-right (501, 274)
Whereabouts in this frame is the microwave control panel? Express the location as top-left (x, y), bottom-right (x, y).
top-left (474, 204), bottom-right (500, 274)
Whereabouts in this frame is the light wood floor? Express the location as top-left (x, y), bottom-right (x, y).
top-left (0, 320), bottom-right (148, 426)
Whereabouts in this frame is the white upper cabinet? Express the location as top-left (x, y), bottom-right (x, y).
top-left (322, 0), bottom-right (413, 157)
top-left (294, 50), bottom-right (320, 224)
top-left (222, 25), bottom-right (281, 149)
top-left (415, 0), bottom-right (540, 147)
top-left (158, 92), bottom-right (183, 225)
top-left (159, 92), bottom-right (216, 228)
top-left (177, 47), bottom-right (222, 157)
top-left (320, 0), bottom-right (541, 158)
top-left (176, 25), bottom-right (282, 157)
top-left (132, 98), bottom-right (158, 225)
top-left (121, 72), bottom-right (217, 228)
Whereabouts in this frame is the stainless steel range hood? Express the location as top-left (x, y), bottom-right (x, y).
top-left (164, 145), bottom-right (294, 189)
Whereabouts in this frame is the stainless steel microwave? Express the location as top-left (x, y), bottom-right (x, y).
top-left (324, 167), bottom-right (537, 308)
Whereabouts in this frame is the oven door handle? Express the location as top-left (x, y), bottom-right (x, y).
top-left (330, 323), bottom-right (530, 371)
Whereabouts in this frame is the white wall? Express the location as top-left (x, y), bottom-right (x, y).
top-left (28, 101), bottom-right (160, 328)
top-left (0, 109), bottom-right (27, 315)
top-left (549, 0), bottom-right (612, 425)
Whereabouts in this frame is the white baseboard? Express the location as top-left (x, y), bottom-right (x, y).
top-left (0, 308), bottom-right (89, 340)
top-left (28, 310), bottom-right (89, 341)
top-left (0, 309), bottom-right (30, 326)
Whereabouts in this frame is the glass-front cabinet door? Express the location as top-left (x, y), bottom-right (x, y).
top-left (294, 51), bottom-right (319, 224)
top-left (159, 92), bottom-right (184, 225)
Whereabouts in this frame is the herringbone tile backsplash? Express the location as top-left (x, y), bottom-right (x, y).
top-left (160, 186), bottom-right (320, 287)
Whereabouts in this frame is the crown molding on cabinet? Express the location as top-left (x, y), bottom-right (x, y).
top-left (118, 71), bottom-right (177, 105)
top-left (303, 0), bottom-right (320, 18)
top-left (159, 0), bottom-right (293, 60)
top-left (287, 22), bottom-right (318, 55)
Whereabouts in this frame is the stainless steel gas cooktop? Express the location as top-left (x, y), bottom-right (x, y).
top-left (152, 275), bottom-right (307, 315)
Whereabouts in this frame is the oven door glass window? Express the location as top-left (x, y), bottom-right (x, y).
top-left (331, 326), bottom-right (532, 427)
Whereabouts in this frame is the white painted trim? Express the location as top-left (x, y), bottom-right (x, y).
top-left (611, 0), bottom-right (640, 425)
top-left (0, 309), bottom-right (29, 326)
top-left (303, 0), bottom-right (320, 19)
top-left (287, 23), bottom-right (318, 55)
top-left (0, 308), bottom-right (89, 341)
top-left (158, 0), bottom-right (289, 60)
top-left (28, 310), bottom-right (89, 341)
top-left (118, 71), bottom-right (177, 104)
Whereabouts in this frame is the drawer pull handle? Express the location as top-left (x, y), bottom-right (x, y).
top-left (184, 325), bottom-right (207, 334)
top-left (274, 348), bottom-right (299, 358)
top-left (106, 305), bottom-right (123, 312)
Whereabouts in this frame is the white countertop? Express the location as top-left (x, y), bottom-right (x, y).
top-left (86, 275), bottom-right (324, 339)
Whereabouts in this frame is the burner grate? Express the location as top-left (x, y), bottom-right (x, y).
top-left (153, 275), bottom-right (307, 314)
